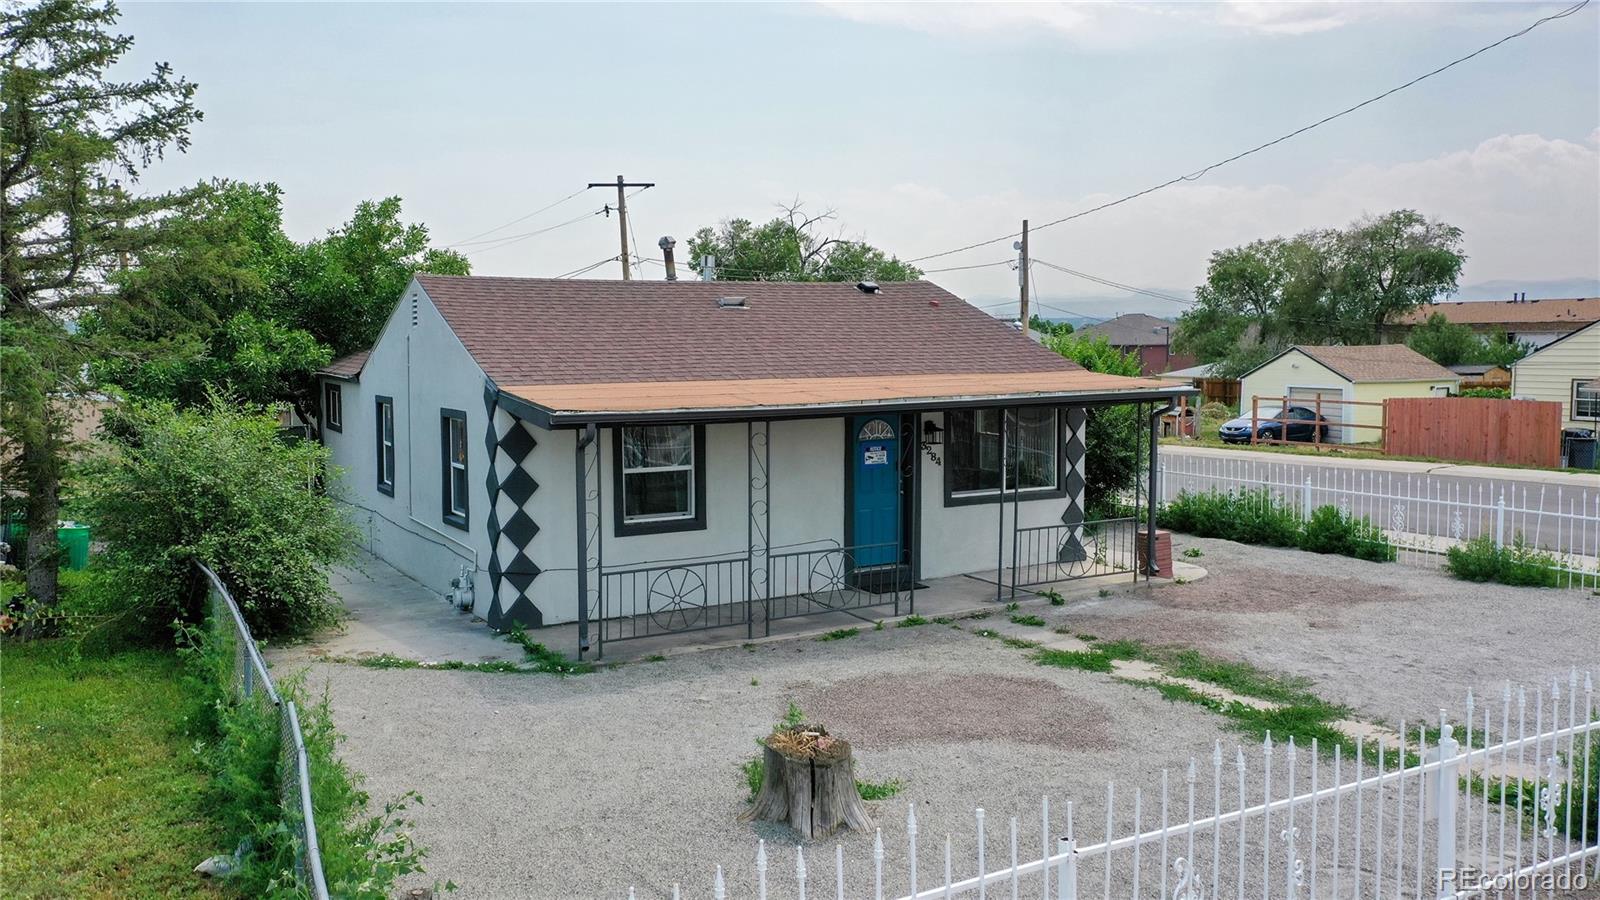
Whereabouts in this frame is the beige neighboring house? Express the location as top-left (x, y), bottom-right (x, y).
top-left (1385, 296), bottom-right (1600, 349)
top-left (1238, 344), bottom-right (1459, 444)
top-left (1510, 320), bottom-right (1600, 432)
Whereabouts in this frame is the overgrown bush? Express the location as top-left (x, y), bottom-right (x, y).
top-left (1161, 490), bottom-right (1394, 562)
top-left (1299, 505), bottom-right (1397, 562)
top-left (80, 397), bottom-right (353, 638)
top-left (1458, 387), bottom-right (1510, 399)
top-left (1445, 534), bottom-right (1560, 588)
top-left (181, 613), bottom-right (430, 897)
top-left (1161, 488), bottom-right (1300, 547)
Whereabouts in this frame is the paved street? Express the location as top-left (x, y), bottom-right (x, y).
top-left (1160, 444), bottom-right (1600, 561)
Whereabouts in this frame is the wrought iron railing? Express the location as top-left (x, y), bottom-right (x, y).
top-left (1011, 517), bottom-right (1138, 588)
top-left (198, 563), bottom-right (330, 900)
top-left (767, 541), bottom-right (907, 624)
top-left (597, 554), bottom-right (751, 649)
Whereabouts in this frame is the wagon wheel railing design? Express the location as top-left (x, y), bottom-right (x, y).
top-left (644, 567), bottom-right (709, 632)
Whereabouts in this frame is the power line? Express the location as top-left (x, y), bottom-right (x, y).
top-left (1031, 258), bottom-right (1192, 306)
top-left (921, 259), bottom-right (1014, 274)
top-left (457, 208), bottom-right (609, 254)
top-left (553, 255), bottom-right (621, 279)
top-left (445, 188), bottom-right (587, 246)
top-left (904, 0), bottom-right (1592, 265)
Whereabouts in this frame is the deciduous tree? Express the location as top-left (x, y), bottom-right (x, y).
top-left (686, 202), bottom-right (920, 282)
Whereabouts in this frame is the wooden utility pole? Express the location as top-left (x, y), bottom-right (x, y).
top-left (1015, 219), bottom-right (1030, 332)
top-left (586, 175), bottom-right (654, 280)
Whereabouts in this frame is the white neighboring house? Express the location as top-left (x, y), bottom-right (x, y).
top-left (1237, 344), bottom-right (1459, 444)
top-left (1510, 319), bottom-right (1600, 433)
top-left (315, 275), bottom-right (1187, 655)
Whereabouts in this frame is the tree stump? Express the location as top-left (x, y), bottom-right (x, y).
top-left (740, 726), bottom-right (874, 839)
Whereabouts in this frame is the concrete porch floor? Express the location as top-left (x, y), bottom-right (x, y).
top-left (267, 548), bottom-right (1206, 668)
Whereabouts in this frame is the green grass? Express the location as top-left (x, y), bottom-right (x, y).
top-left (355, 653), bottom-right (527, 674)
top-left (1161, 649), bottom-right (1318, 705)
top-left (1009, 613), bottom-right (1047, 627)
top-left (999, 636), bottom-right (1041, 649)
top-left (1, 640), bottom-right (232, 898)
top-left (1039, 590), bottom-right (1066, 606)
top-left (1033, 648), bottom-right (1117, 673)
top-left (505, 626), bottom-right (594, 674)
top-left (816, 627), bottom-right (860, 642)
top-left (1182, 547), bottom-right (1204, 558)
top-left (897, 615), bottom-right (931, 628)
top-left (854, 777), bottom-right (905, 801)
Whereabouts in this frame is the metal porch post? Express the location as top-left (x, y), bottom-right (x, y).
top-left (575, 424), bottom-right (595, 657)
top-left (908, 413), bottom-right (920, 614)
top-left (1009, 409), bottom-right (1022, 599)
top-left (1146, 400), bottom-right (1173, 577)
top-left (995, 409), bottom-right (1009, 602)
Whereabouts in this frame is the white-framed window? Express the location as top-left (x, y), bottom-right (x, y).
top-left (441, 409), bottom-right (468, 529)
top-left (946, 407), bottom-right (1061, 501)
top-left (615, 424), bottom-right (705, 534)
top-left (1574, 379), bottom-right (1600, 420)
top-left (375, 397), bottom-right (395, 496)
top-left (323, 382), bottom-right (343, 432)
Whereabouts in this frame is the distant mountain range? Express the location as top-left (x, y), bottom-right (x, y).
top-left (970, 277), bottom-right (1599, 323)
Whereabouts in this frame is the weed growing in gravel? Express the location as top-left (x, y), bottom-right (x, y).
top-left (644, 654), bottom-right (667, 663)
top-left (1005, 602), bottom-right (1019, 612)
top-left (355, 654), bottom-right (526, 674)
top-left (505, 626), bottom-right (593, 675)
top-left (1039, 590), bottom-right (1066, 606)
top-left (1033, 648), bottom-right (1116, 673)
top-left (854, 778), bottom-right (905, 801)
top-left (874, 620), bottom-right (884, 631)
top-left (750, 678), bottom-right (759, 686)
top-left (897, 615), bottom-right (931, 628)
top-left (1173, 577), bottom-right (1190, 585)
top-left (1000, 636), bottom-right (1041, 649)
top-left (973, 628), bottom-right (1002, 640)
top-left (1182, 547), bottom-right (1203, 558)
top-left (1089, 639), bottom-right (1145, 661)
top-left (1096, 589), bottom-right (1111, 598)
top-left (1009, 613), bottom-right (1046, 627)
top-left (741, 758), bottom-right (764, 801)
top-left (1162, 649), bottom-right (1317, 705)
top-left (816, 628), bottom-right (861, 642)
top-left (1077, 632), bottom-right (1098, 641)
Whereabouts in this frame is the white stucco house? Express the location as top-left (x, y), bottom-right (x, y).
top-left (316, 275), bottom-right (1188, 656)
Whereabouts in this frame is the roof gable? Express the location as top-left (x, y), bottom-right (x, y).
top-left (1076, 313), bottom-right (1176, 347)
top-left (1514, 318), bottom-right (1600, 363)
top-left (414, 275), bottom-right (1082, 386)
top-left (317, 350), bottom-right (369, 380)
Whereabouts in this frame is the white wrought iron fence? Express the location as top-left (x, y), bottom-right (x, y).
top-left (199, 563), bottom-right (331, 900)
top-left (632, 671), bottom-right (1597, 899)
top-left (1157, 455), bottom-right (1600, 587)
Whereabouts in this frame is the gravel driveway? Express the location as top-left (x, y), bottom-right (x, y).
top-left (296, 541), bottom-right (1599, 898)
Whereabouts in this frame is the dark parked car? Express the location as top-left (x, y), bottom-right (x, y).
top-left (1217, 405), bottom-right (1330, 444)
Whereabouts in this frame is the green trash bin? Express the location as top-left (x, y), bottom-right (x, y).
top-left (4, 521), bottom-right (91, 570)
top-left (57, 523), bottom-right (90, 571)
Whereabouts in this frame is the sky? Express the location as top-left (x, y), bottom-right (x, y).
top-left (115, 1), bottom-right (1600, 320)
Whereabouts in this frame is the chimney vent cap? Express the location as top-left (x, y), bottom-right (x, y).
top-left (856, 280), bottom-right (880, 294)
top-left (658, 235), bottom-right (676, 249)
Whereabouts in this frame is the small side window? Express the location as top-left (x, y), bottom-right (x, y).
top-left (441, 409), bottom-right (469, 530)
top-left (375, 396), bottom-right (395, 496)
top-left (324, 383), bottom-right (343, 433)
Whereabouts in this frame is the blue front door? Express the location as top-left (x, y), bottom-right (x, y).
top-left (852, 417), bottom-right (901, 567)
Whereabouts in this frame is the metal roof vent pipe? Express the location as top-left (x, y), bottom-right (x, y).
top-left (659, 235), bottom-right (678, 282)
top-left (856, 280), bottom-right (879, 295)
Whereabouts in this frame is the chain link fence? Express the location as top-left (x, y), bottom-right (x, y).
top-left (199, 563), bottom-right (331, 899)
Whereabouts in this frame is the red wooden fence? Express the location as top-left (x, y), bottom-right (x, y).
top-left (1384, 397), bottom-right (1562, 467)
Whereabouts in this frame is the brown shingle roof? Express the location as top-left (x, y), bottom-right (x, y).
top-left (318, 350), bottom-right (369, 380)
top-left (1395, 297), bottom-right (1600, 327)
top-left (1294, 344), bottom-right (1458, 383)
top-left (1075, 313), bottom-right (1177, 347)
top-left (416, 275), bottom-right (1085, 386)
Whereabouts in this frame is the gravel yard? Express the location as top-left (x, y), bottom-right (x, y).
top-left (295, 540), bottom-right (1600, 898)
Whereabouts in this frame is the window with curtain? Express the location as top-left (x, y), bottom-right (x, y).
top-left (947, 407), bottom-right (1059, 497)
top-left (621, 425), bottom-right (696, 522)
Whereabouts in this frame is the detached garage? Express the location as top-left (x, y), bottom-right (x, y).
top-left (1238, 344), bottom-right (1459, 445)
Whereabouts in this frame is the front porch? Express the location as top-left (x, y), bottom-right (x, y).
top-left (277, 546), bottom-right (1202, 667)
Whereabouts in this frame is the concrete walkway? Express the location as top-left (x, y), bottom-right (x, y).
top-left (270, 549), bottom-right (1205, 667)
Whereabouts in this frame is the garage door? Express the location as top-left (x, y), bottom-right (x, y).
top-left (1287, 387), bottom-right (1344, 443)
